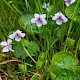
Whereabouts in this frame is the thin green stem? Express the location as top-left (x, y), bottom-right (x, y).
top-left (75, 38), bottom-right (80, 57)
top-left (21, 42), bottom-right (36, 63)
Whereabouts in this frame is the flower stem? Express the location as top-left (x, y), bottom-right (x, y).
top-left (21, 42), bottom-right (36, 63)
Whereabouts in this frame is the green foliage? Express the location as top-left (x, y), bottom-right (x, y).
top-left (18, 14), bottom-right (39, 34)
top-left (66, 38), bottom-right (75, 50)
top-left (48, 5), bottom-right (59, 18)
top-left (50, 72), bottom-right (56, 80)
top-left (49, 51), bottom-right (79, 80)
top-left (51, 51), bottom-right (78, 69)
top-left (12, 41), bottom-right (27, 59)
top-left (65, 3), bottom-right (80, 22)
top-left (22, 39), bottom-right (40, 56)
top-left (30, 75), bottom-right (39, 80)
top-left (36, 52), bottom-right (47, 69)
top-left (0, 0), bottom-right (80, 80)
top-left (18, 63), bottom-right (27, 74)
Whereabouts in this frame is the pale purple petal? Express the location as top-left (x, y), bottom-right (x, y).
top-left (56, 19), bottom-right (63, 25)
top-left (65, 0), bottom-right (76, 6)
top-left (42, 3), bottom-right (47, 9)
top-left (42, 3), bottom-right (49, 9)
top-left (9, 34), bottom-right (15, 39)
top-left (2, 46), bottom-right (9, 52)
top-left (16, 30), bottom-right (22, 33)
top-left (71, 0), bottom-right (75, 3)
top-left (41, 19), bottom-right (47, 25)
top-left (63, 17), bottom-right (68, 22)
top-left (19, 33), bottom-right (25, 38)
top-left (65, 2), bottom-right (70, 6)
top-left (0, 42), bottom-right (7, 46)
top-left (31, 13), bottom-right (47, 27)
top-left (15, 36), bottom-right (21, 42)
top-left (8, 45), bottom-right (14, 52)
top-left (52, 12), bottom-right (68, 25)
top-left (9, 48), bottom-right (14, 52)
top-left (46, 8), bottom-right (50, 12)
top-left (7, 39), bottom-right (12, 45)
top-left (54, 12), bottom-right (60, 17)
top-left (31, 18), bottom-right (37, 23)
top-left (40, 14), bottom-right (46, 19)
top-left (52, 13), bottom-right (60, 20)
top-left (52, 16), bottom-right (58, 20)
top-left (1, 39), bottom-right (14, 52)
top-left (9, 30), bottom-right (25, 42)
top-left (36, 20), bottom-right (43, 27)
top-left (47, 3), bottom-right (49, 6)
top-left (34, 13), bottom-right (39, 18)
top-left (59, 12), bottom-right (64, 17)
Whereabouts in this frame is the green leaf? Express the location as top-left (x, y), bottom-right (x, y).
top-left (51, 51), bottom-right (78, 69)
top-left (12, 42), bottom-right (27, 59)
top-left (36, 52), bottom-right (47, 69)
top-left (49, 65), bottom-right (73, 80)
top-left (65, 3), bottom-right (80, 22)
top-left (22, 39), bottom-right (40, 56)
top-left (50, 72), bottom-right (56, 80)
top-left (73, 66), bottom-right (80, 73)
top-left (49, 63), bottom-right (80, 80)
top-left (36, 60), bottom-right (43, 69)
top-left (56, 29), bottom-right (62, 40)
top-left (18, 14), bottom-right (39, 34)
top-left (67, 66), bottom-right (80, 80)
top-left (66, 38), bottom-right (75, 50)
top-left (18, 63), bottom-right (27, 74)
top-left (38, 52), bottom-right (47, 61)
top-left (56, 74), bottom-right (70, 80)
top-left (30, 75), bottom-right (39, 80)
top-left (49, 64), bottom-right (68, 76)
top-left (49, 52), bottom-right (79, 80)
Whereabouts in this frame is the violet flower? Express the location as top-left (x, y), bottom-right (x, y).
top-left (31, 13), bottom-right (47, 27)
top-left (64, 0), bottom-right (76, 6)
top-left (42, 3), bottom-right (49, 11)
top-left (52, 12), bottom-right (68, 25)
top-left (9, 30), bottom-right (25, 42)
top-left (0, 39), bottom-right (14, 52)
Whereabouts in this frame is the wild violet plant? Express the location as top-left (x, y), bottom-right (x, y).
top-left (0, 0), bottom-right (80, 80)
top-left (52, 12), bottom-right (68, 25)
top-left (0, 30), bottom-right (25, 53)
top-left (31, 13), bottom-right (47, 27)
top-left (0, 39), bottom-right (14, 52)
top-left (42, 3), bottom-right (49, 11)
top-left (9, 30), bottom-right (25, 42)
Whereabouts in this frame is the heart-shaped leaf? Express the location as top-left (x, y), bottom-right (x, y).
top-left (12, 42), bottom-right (27, 59)
top-left (18, 14), bottom-right (39, 34)
top-left (51, 51), bottom-right (78, 69)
